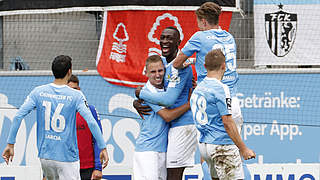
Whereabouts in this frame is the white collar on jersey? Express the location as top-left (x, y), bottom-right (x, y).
top-left (145, 81), bottom-right (164, 93)
top-left (204, 77), bottom-right (221, 82)
top-left (50, 83), bottom-right (68, 88)
top-left (205, 27), bottom-right (223, 33)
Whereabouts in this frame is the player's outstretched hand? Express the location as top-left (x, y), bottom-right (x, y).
top-left (2, 144), bottom-right (14, 165)
top-left (240, 147), bottom-right (256, 160)
top-left (133, 99), bottom-right (152, 119)
top-left (100, 148), bottom-right (109, 169)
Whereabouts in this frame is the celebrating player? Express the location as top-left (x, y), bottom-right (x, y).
top-left (170, 2), bottom-right (253, 178)
top-left (133, 55), bottom-right (190, 180)
top-left (172, 1), bottom-right (243, 131)
top-left (2, 55), bottom-right (108, 180)
top-left (190, 49), bottom-right (255, 179)
top-left (135, 27), bottom-right (197, 180)
top-left (67, 74), bottom-right (103, 180)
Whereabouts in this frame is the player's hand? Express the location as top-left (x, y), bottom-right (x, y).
top-left (182, 58), bottom-right (195, 68)
top-left (99, 148), bottom-right (109, 169)
top-left (240, 147), bottom-right (256, 160)
top-left (91, 170), bottom-right (102, 180)
top-left (133, 99), bottom-right (152, 119)
top-left (135, 86), bottom-right (142, 98)
top-left (2, 144), bottom-right (14, 165)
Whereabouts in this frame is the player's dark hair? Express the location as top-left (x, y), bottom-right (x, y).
top-left (195, 2), bottom-right (221, 25)
top-left (205, 49), bottom-right (225, 71)
top-left (164, 26), bottom-right (180, 41)
top-left (145, 55), bottom-right (163, 70)
top-left (52, 55), bottom-right (72, 79)
top-left (68, 74), bottom-right (79, 85)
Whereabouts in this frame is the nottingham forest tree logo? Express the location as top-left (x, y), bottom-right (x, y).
top-left (110, 23), bottom-right (129, 63)
top-left (265, 4), bottom-right (297, 57)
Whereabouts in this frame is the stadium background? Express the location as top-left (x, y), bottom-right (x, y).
top-left (0, 0), bottom-right (319, 179)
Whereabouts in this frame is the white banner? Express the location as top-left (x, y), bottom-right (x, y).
top-left (254, 1), bottom-right (320, 65)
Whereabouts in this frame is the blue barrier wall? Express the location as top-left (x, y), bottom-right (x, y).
top-left (0, 74), bottom-right (319, 166)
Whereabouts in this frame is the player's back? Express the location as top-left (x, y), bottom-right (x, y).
top-left (190, 77), bottom-right (233, 145)
top-left (31, 83), bottom-right (83, 162)
top-left (182, 29), bottom-right (238, 96)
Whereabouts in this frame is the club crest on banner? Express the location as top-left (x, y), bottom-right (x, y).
top-left (110, 23), bottom-right (129, 63)
top-left (148, 13), bottom-right (184, 56)
top-left (265, 4), bottom-right (297, 57)
top-left (96, 10), bottom-right (232, 88)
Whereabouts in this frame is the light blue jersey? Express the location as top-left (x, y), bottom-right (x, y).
top-left (139, 57), bottom-right (193, 127)
top-left (7, 83), bottom-right (106, 162)
top-left (190, 77), bottom-right (233, 144)
top-left (182, 29), bottom-right (238, 97)
top-left (135, 81), bottom-right (169, 152)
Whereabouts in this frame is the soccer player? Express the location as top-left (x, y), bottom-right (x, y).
top-left (133, 55), bottom-right (190, 180)
top-left (171, 2), bottom-right (252, 178)
top-left (172, 2), bottom-right (242, 131)
top-left (2, 55), bottom-right (109, 180)
top-left (67, 74), bottom-right (103, 180)
top-left (190, 49), bottom-right (255, 179)
top-left (135, 27), bottom-right (197, 180)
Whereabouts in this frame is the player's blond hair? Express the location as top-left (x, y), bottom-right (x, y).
top-left (195, 2), bottom-right (221, 25)
top-left (205, 49), bottom-right (225, 71)
top-left (145, 55), bottom-right (163, 70)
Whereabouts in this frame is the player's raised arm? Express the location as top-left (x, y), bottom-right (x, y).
top-left (172, 51), bottom-right (190, 69)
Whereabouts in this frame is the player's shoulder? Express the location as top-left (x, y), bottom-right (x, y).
top-left (215, 82), bottom-right (231, 98)
top-left (67, 86), bottom-right (84, 96)
top-left (201, 77), bottom-right (227, 92)
top-left (189, 31), bottom-right (203, 40)
top-left (29, 83), bottom-right (51, 96)
top-left (33, 83), bottom-right (50, 91)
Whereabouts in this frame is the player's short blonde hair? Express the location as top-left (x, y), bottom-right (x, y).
top-left (205, 49), bottom-right (225, 71)
top-left (145, 55), bottom-right (163, 70)
top-left (195, 2), bottom-right (221, 25)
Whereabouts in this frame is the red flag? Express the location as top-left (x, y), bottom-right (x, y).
top-left (96, 10), bottom-right (232, 88)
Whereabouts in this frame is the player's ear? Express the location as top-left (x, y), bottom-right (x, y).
top-left (221, 62), bottom-right (226, 72)
top-left (68, 69), bottom-right (72, 76)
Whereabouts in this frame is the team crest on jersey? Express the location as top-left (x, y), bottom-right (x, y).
top-left (167, 73), bottom-right (180, 84)
top-left (265, 4), bottom-right (297, 57)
